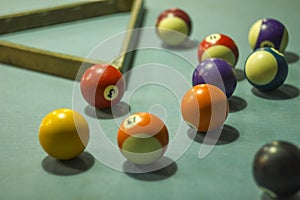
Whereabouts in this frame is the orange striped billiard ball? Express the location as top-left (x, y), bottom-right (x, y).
top-left (117, 112), bottom-right (169, 165)
top-left (181, 84), bottom-right (229, 132)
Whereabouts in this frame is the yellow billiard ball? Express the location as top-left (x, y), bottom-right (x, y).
top-left (38, 108), bottom-right (89, 160)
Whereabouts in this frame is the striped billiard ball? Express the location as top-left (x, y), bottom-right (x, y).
top-left (181, 84), bottom-right (228, 132)
top-left (156, 8), bottom-right (192, 46)
top-left (248, 18), bottom-right (289, 52)
top-left (117, 112), bottom-right (169, 165)
top-left (198, 33), bottom-right (239, 68)
top-left (192, 58), bottom-right (237, 98)
top-left (244, 47), bottom-right (288, 91)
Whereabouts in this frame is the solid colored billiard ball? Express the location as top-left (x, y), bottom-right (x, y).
top-left (38, 108), bottom-right (90, 160)
top-left (248, 18), bottom-right (289, 52)
top-left (80, 64), bottom-right (125, 109)
top-left (117, 112), bottom-right (169, 165)
top-left (156, 8), bottom-right (192, 46)
top-left (244, 47), bottom-right (288, 91)
top-left (192, 58), bottom-right (237, 98)
top-left (181, 84), bottom-right (228, 132)
top-left (253, 141), bottom-right (300, 198)
top-left (198, 33), bottom-right (239, 67)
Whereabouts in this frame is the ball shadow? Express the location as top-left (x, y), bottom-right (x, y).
top-left (187, 124), bottom-right (240, 145)
top-left (252, 84), bottom-right (300, 100)
top-left (161, 38), bottom-right (199, 50)
top-left (261, 191), bottom-right (300, 200)
top-left (84, 101), bottom-right (131, 119)
top-left (284, 51), bottom-right (299, 64)
top-left (42, 151), bottom-right (95, 176)
top-left (234, 68), bottom-right (246, 81)
top-left (228, 95), bottom-right (248, 113)
top-left (123, 157), bottom-right (177, 181)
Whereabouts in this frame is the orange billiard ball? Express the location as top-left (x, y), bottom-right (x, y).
top-left (181, 84), bottom-right (229, 132)
top-left (38, 108), bottom-right (89, 160)
top-left (80, 64), bottom-right (125, 109)
top-left (117, 112), bottom-right (169, 165)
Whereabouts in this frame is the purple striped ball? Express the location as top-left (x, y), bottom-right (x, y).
top-left (248, 18), bottom-right (288, 52)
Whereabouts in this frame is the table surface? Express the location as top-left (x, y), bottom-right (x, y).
top-left (1, 0), bottom-right (300, 200)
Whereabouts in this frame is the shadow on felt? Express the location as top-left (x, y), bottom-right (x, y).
top-left (284, 51), bottom-right (299, 64)
top-left (228, 95), bottom-right (247, 113)
top-left (123, 157), bottom-right (177, 181)
top-left (84, 101), bottom-right (130, 119)
top-left (187, 124), bottom-right (240, 145)
top-left (251, 84), bottom-right (299, 100)
top-left (234, 68), bottom-right (246, 81)
top-left (42, 151), bottom-right (95, 176)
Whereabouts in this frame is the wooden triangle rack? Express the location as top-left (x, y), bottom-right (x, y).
top-left (0, 0), bottom-right (144, 80)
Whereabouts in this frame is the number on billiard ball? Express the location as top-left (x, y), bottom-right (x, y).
top-left (80, 64), bottom-right (125, 109)
top-left (253, 141), bottom-right (300, 198)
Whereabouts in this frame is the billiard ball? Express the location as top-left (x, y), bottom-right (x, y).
top-left (253, 140), bottom-right (300, 198)
top-left (192, 58), bottom-right (237, 98)
top-left (248, 18), bottom-right (289, 52)
top-left (117, 112), bottom-right (169, 165)
top-left (80, 64), bottom-right (125, 109)
top-left (181, 84), bottom-right (228, 132)
top-left (38, 108), bottom-right (90, 160)
top-left (156, 8), bottom-right (192, 46)
top-left (244, 47), bottom-right (288, 91)
top-left (198, 33), bottom-right (239, 67)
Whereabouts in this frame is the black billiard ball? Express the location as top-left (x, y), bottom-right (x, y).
top-left (253, 141), bottom-right (300, 198)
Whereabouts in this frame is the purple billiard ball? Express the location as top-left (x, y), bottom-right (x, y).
top-left (248, 18), bottom-right (289, 52)
top-left (192, 58), bottom-right (237, 98)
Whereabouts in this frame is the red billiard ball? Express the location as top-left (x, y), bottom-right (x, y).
top-left (156, 8), bottom-right (192, 46)
top-left (198, 33), bottom-right (239, 67)
top-left (253, 141), bottom-right (300, 198)
top-left (80, 64), bottom-right (125, 109)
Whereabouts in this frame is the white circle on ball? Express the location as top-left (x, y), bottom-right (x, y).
top-left (123, 114), bottom-right (142, 129)
top-left (205, 33), bottom-right (221, 43)
top-left (103, 85), bottom-right (119, 101)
